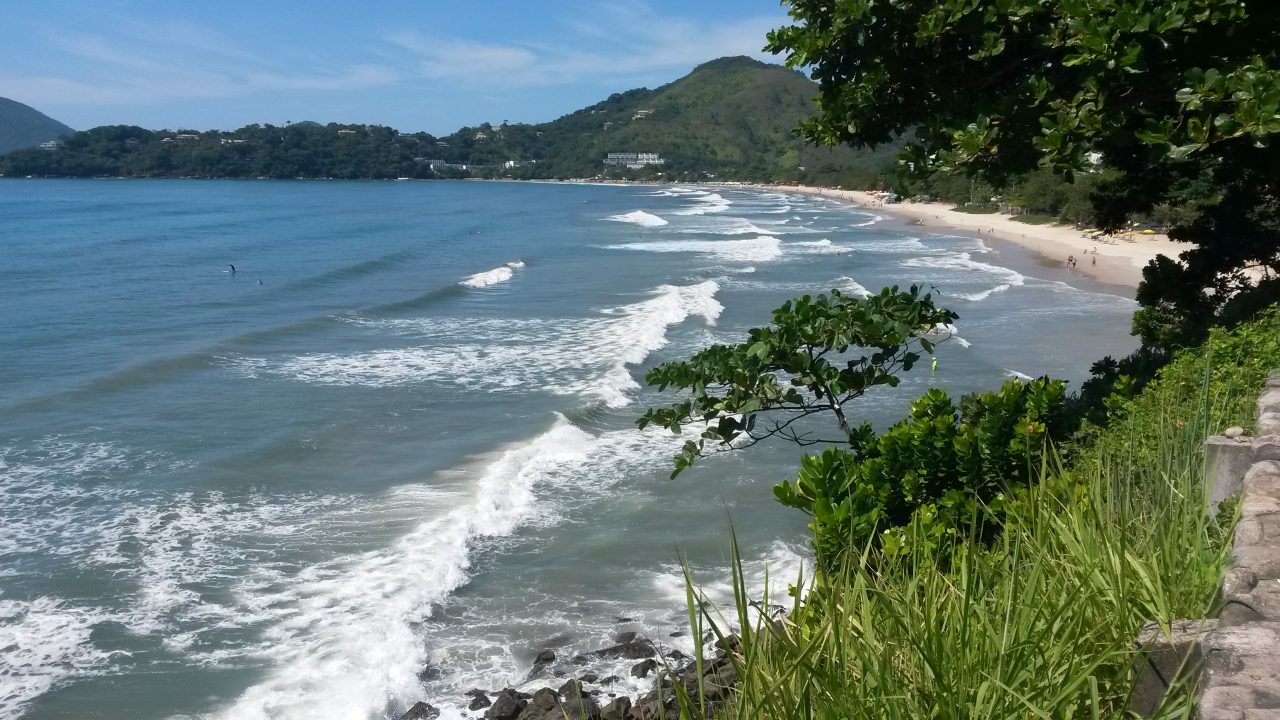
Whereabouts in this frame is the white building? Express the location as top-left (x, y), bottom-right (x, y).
top-left (603, 152), bottom-right (665, 169)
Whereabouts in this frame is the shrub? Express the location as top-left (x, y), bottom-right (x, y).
top-left (773, 377), bottom-right (1069, 568)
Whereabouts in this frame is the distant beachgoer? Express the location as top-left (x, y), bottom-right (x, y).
top-left (257, 278), bottom-right (264, 285)
top-left (1092, 256), bottom-right (1096, 266)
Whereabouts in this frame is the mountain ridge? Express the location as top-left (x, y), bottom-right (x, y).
top-left (0, 57), bottom-right (895, 185)
top-left (0, 97), bottom-right (74, 155)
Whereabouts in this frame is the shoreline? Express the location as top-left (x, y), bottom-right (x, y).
top-left (754, 185), bottom-right (1187, 289)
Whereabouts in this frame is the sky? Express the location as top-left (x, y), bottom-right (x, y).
top-left (0, 0), bottom-right (793, 135)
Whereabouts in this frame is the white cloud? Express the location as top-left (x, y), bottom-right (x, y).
top-left (12, 19), bottom-right (399, 111)
top-left (388, 2), bottom-right (785, 90)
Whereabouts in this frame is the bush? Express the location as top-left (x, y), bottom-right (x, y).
top-left (773, 378), bottom-right (1069, 568)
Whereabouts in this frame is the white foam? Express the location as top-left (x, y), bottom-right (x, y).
top-left (673, 193), bottom-right (731, 216)
top-left (853, 236), bottom-right (928, 253)
top-left (853, 214), bottom-right (883, 227)
top-left (901, 252), bottom-right (1026, 302)
top-left (211, 415), bottom-right (596, 720)
top-left (606, 211), bottom-right (668, 227)
top-left (678, 218), bottom-right (775, 236)
top-left (836, 277), bottom-right (873, 298)
top-left (1004, 368), bottom-right (1035, 381)
top-left (788, 239), bottom-right (845, 255)
top-left (460, 261), bottom-right (525, 288)
top-left (0, 596), bottom-right (116, 718)
top-left (227, 282), bottom-right (723, 409)
top-left (606, 236), bottom-right (783, 263)
top-left (924, 323), bottom-right (972, 349)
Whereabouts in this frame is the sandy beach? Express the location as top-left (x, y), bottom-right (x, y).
top-left (772, 186), bottom-right (1187, 288)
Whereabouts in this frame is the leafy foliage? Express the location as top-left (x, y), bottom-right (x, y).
top-left (774, 378), bottom-right (1069, 567)
top-left (767, 0), bottom-right (1280, 357)
top-left (0, 123), bottom-right (446, 180)
top-left (638, 286), bottom-right (957, 476)
top-left (673, 302), bottom-right (1280, 720)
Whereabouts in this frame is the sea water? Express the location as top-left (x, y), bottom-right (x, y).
top-left (0, 179), bottom-right (1139, 719)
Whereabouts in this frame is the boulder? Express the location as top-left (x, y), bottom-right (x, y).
top-left (466, 689), bottom-right (492, 711)
top-left (402, 702), bottom-right (440, 720)
top-left (613, 631), bottom-right (638, 644)
top-left (534, 649), bottom-right (556, 665)
top-left (601, 696), bottom-right (632, 720)
top-left (630, 659), bottom-right (658, 679)
top-left (486, 689), bottom-right (528, 720)
top-left (558, 678), bottom-right (587, 700)
top-left (590, 638), bottom-right (657, 661)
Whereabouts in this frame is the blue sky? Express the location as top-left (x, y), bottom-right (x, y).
top-left (0, 1), bottom-right (793, 134)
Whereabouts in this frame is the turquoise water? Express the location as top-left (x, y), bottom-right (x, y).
top-left (0, 179), bottom-right (1139, 719)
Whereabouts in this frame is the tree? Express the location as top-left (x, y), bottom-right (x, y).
top-left (639, 286), bottom-right (957, 476)
top-left (639, 286), bottom-right (1073, 567)
top-left (766, 0), bottom-right (1279, 354)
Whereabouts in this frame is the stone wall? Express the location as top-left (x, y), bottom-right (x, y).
top-left (1198, 370), bottom-right (1280, 718)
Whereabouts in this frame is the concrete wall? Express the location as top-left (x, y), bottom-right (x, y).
top-left (1198, 370), bottom-right (1280, 717)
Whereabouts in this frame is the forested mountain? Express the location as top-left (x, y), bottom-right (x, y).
top-left (441, 57), bottom-right (897, 184)
top-left (0, 57), bottom-right (897, 184)
top-left (0, 97), bottom-right (73, 155)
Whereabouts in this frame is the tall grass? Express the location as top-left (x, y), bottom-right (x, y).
top-left (672, 326), bottom-right (1275, 718)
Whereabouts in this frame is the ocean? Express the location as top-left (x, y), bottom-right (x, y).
top-left (0, 179), bottom-right (1139, 719)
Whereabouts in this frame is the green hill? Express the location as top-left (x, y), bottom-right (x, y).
top-left (443, 56), bottom-right (897, 183)
top-left (0, 57), bottom-right (897, 185)
top-left (0, 97), bottom-right (73, 155)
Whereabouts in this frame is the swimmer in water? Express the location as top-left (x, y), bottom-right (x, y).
top-left (257, 279), bottom-right (263, 285)
top-left (229, 264), bottom-right (236, 274)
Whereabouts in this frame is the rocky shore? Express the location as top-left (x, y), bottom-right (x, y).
top-left (399, 632), bottom-right (742, 720)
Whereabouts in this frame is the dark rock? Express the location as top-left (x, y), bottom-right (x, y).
top-left (530, 688), bottom-right (561, 712)
top-left (562, 693), bottom-right (601, 720)
top-left (590, 638), bottom-right (657, 661)
top-left (714, 634), bottom-right (741, 654)
top-left (615, 617), bottom-right (635, 623)
top-left (558, 678), bottom-right (587, 700)
top-left (635, 686), bottom-right (677, 720)
top-left (466, 689), bottom-right (492, 711)
top-left (612, 631), bottom-right (637, 644)
top-left (665, 649), bottom-right (688, 662)
top-left (579, 672), bottom-right (600, 684)
top-left (486, 689), bottom-right (528, 720)
top-left (703, 663), bottom-right (740, 702)
top-left (570, 654), bottom-right (589, 665)
top-left (534, 649), bottom-right (556, 665)
top-left (599, 675), bottom-right (622, 685)
top-left (402, 701), bottom-right (440, 720)
top-left (668, 630), bottom-right (685, 638)
top-left (601, 696), bottom-right (632, 720)
top-left (630, 659), bottom-right (658, 679)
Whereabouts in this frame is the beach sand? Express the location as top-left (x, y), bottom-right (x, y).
top-left (775, 186), bottom-right (1187, 289)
